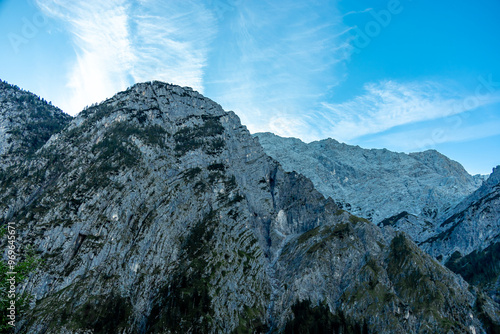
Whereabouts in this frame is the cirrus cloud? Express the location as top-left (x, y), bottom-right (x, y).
top-left (316, 80), bottom-right (500, 141)
top-left (35, 0), bottom-right (217, 114)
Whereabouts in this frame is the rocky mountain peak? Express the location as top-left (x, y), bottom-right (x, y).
top-left (110, 81), bottom-right (222, 117)
top-left (418, 165), bottom-right (500, 304)
top-left (255, 132), bottom-right (482, 225)
top-left (409, 149), bottom-right (476, 186)
top-left (485, 165), bottom-right (500, 187)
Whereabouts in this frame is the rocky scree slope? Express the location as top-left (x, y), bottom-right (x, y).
top-left (0, 80), bottom-right (72, 169)
top-left (0, 82), bottom-right (498, 333)
top-left (255, 132), bottom-right (483, 228)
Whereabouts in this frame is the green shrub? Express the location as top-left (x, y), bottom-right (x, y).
top-left (173, 116), bottom-right (225, 156)
top-left (146, 210), bottom-right (217, 333)
top-left (348, 215), bottom-right (370, 224)
top-left (445, 242), bottom-right (500, 287)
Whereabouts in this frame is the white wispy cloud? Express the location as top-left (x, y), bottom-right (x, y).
top-left (205, 0), bottom-right (354, 140)
top-left (361, 118), bottom-right (500, 152)
top-left (341, 8), bottom-right (373, 18)
top-left (314, 80), bottom-right (500, 141)
top-left (35, 0), bottom-right (216, 114)
top-left (129, 1), bottom-right (216, 92)
top-left (35, 0), bottom-right (133, 113)
top-left (33, 0), bottom-right (498, 154)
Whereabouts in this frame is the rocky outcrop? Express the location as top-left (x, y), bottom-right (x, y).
top-left (0, 80), bottom-right (72, 169)
top-left (0, 81), bottom-right (497, 333)
top-left (379, 211), bottom-right (436, 244)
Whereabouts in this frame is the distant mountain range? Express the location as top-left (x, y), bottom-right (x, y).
top-left (0, 79), bottom-right (498, 333)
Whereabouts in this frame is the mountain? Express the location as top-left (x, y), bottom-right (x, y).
top-left (420, 166), bottom-right (500, 303)
top-left (255, 132), bottom-right (482, 226)
top-left (0, 80), bottom-right (72, 169)
top-left (1, 81), bottom-right (498, 333)
top-left (254, 132), bottom-right (500, 304)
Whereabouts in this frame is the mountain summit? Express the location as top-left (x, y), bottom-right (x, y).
top-left (255, 132), bottom-right (483, 226)
top-left (0, 81), bottom-right (498, 333)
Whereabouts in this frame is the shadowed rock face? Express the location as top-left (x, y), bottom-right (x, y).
top-left (0, 81), bottom-right (497, 333)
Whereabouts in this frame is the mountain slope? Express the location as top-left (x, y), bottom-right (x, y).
top-left (255, 132), bottom-right (482, 226)
top-left (254, 123), bottom-right (500, 316)
top-left (0, 80), bottom-right (72, 169)
top-left (420, 166), bottom-right (500, 303)
top-left (421, 166), bottom-right (500, 259)
top-left (0, 82), bottom-right (497, 333)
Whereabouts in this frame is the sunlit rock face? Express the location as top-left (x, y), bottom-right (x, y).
top-left (255, 132), bottom-right (483, 226)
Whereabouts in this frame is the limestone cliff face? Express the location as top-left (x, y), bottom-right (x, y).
top-left (255, 132), bottom-right (482, 225)
top-left (420, 167), bottom-right (500, 304)
top-left (0, 81), bottom-right (497, 333)
top-left (0, 80), bottom-right (72, 169)
top-left (421, 166), bottom-right (500, 259)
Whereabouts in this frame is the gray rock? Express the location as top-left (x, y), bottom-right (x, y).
top-left (0, 80), bottom-right (72, 169)
top-left (254, 132), bottom-right (482, 226)
top-left (419, 167), bottom-right (500, 303)
top-left (421, 166), bottom-right (500, 260)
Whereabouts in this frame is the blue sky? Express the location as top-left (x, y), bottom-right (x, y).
top-left (0, 0), bottom-right (499, 174)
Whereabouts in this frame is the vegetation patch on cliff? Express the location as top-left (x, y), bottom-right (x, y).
top-left (283, 300), bottom-right (368, 334)
top-left (146, 210), bottom-right (217, 333)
